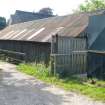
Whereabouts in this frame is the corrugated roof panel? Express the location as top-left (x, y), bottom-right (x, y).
top-left (1, 31), bottom-right (14, 39)
top-left (27, 27), bottom-right (45, 40)
top-left (42, 27), bottom-right (64, 42)
top-left (6, 31), bottom-right (20, 39)
top-left (11, 29), bottom-right (27, 39)
top-left (17, 29), bottom-right (34, 40)
top-left (21, 30), bottom-right (37, 40)
top-left (0, 11), bottom-right (102, 42)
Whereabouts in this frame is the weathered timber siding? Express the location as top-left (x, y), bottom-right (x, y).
top-left (87, 52), bottom-right (105, 79)
top-left (0, 40), bottom-right (51, 64)
top-left (51, 35), bottom-right (87, 76)
top-left (51, 52), bottom-right (87, 76)
top-left (51, 35), bottom-right (86, 54)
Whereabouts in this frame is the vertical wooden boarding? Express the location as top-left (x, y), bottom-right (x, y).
top-left (87, 51), bottom-right (105, 79)
top-left (51, 35), bottom-right (87, 76)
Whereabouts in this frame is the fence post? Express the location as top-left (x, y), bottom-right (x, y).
top-left (50, 55), bottom-right (54, 75)
top-left (55, 34), bottom-right (58, 54)
top-left (54, 54), bottom-right (57, 76)
top-left (85, 33), bottom-right (88, 75)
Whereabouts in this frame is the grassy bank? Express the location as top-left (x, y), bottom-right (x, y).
top-left (17, 63), bottom-right (105, 102)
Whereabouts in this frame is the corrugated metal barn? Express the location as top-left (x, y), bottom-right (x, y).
top-left (0, 13), bottom-right (89, 63)
top-left (0, 10), bottom-right (105, 78)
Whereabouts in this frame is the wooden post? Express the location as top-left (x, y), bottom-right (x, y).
top-left (51, 35), bottom-right (54, 54)
top-left (55, 34), bottom-right (58, 54)
top-left (85, 33), bottom-right (89, 75)
top-left (50, 34), bottom-right (58, 76)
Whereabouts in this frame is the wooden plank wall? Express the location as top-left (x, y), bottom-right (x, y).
top-left (57, 36), bottom-right (86, 54)
top-left (87, 52), bottom-right (105, 79)
top-left (51, 35), bottom-right (87, 76)
top-left (0, 40), bottom-right (51, 65)
top-left (51, 52), bottom-right (87, 76)
top-left (51, 35), bottom-right (86, 54)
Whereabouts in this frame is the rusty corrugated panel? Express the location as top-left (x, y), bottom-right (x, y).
top-left (0, 10), bottom-right (104, 42)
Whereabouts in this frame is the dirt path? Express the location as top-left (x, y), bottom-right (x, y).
top-left (0, 62), bottom-right (104, 105)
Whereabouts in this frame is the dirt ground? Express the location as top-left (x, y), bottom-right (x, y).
top-left (0, 62), bottom-right (104, 105)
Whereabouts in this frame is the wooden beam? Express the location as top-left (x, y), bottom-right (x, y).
top-left (0, 49), bottom-right (26, 56)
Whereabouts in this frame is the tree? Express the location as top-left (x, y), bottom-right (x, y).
top-left (39, 7), bottom-right (53, 15)
top-left (0, 17), bottom-right (6, 30)
top-left (76, 0), bottom-right (105, 12)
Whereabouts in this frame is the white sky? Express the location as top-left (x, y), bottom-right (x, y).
top-left (0, 0), bottom-right (85, 19)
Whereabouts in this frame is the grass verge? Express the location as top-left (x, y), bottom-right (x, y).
top-left (17, 63), bottom-right (105, 102)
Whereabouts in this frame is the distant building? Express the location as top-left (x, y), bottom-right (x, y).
top-left (8, 10), bottom-right (54, 25)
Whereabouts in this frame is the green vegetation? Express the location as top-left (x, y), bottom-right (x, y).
top-left (75, 0), bottom-right (105, 12)
top-left (0, 17), bottom-right (6, 30)
top-left (17, 63), bottom-right (105, 102)
top-left (39, 7), bottom-right (54, 16)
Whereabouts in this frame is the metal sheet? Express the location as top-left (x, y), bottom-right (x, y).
top-left (0, 10), bottom-right (104, 42)
top-left (27, 27), bottom-right (45, 40)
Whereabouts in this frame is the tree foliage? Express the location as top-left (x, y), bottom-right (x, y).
top-left (0, 17), bottom-right (6, 30)
top-left (39, 7), bottom-right (53, 15)
top-left (77, 0), bottom-right (105, 12)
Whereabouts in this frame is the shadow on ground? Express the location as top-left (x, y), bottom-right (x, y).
top-left (0, 63), bottom-right (71, 105)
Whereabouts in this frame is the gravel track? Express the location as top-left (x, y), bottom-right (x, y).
top-left (0, 62), bottom-right (104, 105)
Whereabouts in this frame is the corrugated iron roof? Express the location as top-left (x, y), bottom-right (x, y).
top-left (0, 10), bottom-right (105, 42)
